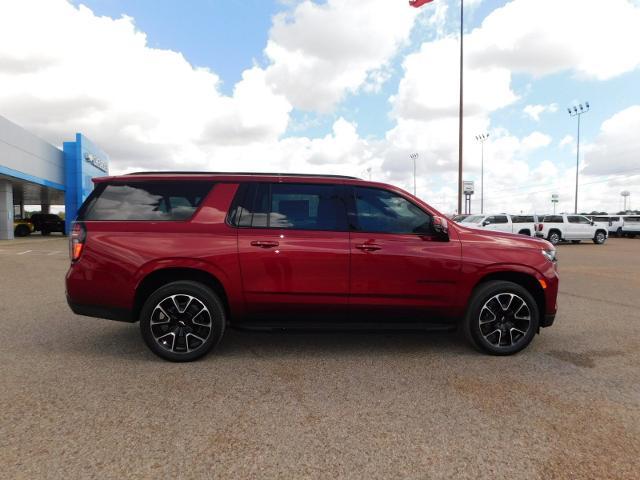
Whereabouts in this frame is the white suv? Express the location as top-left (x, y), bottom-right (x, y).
top-left (536, 214), bottom-right (608, 245)
top-left (460, 214), bottom-right (537, 236)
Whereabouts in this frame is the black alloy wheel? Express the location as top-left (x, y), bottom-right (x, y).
top-left (463, 280), bottom-right (539, 355)
top-left (140, 281), bottom-right (225, 362)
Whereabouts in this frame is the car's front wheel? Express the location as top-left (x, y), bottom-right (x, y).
top-left (139, 281), bottom-right (225, 362)
top-left (463, 281), bottom-right (539, 355)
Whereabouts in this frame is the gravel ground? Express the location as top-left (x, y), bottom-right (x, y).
top-left (1, 236), bottom-right (639, 479)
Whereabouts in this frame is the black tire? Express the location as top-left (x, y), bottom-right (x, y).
top-left (14, 224), bottom-right (30, 237)
top-left (462, 280), bottom-right (539, 356)
top-left (616, 227), bottom-right (622, 237)
top-left (593, 230), bottom-right (606, 245)
top-left (139, 281), bottom-right (225, 362)
top-left (41, 229), bottom-right (50, 236)
top-left (571, 240), bottom-right (580, 244)
top-left (548, 230), bottom-right (561, 245)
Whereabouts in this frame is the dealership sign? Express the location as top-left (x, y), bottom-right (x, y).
top-left (84, 152), bottom-right (108, 173)
top-left (463, 181), bottom-right (474, 195)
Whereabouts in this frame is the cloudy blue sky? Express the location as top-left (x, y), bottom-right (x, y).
top-left (1, 0), bottom-right (640, 213)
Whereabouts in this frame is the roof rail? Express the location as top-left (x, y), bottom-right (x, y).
top-left (124, 171), bottom-right (361, 180)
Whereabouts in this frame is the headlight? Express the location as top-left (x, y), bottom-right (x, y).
top-left (541, 248), bottom-right (556, 262)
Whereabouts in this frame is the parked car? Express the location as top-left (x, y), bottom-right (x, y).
top-left (591, 215), bottom-right (626, 237)
top-left (29, 213), bottom-right (66, 235)
top-left (621, 216), bottom-right (640, 237)
top-left (460, 214), bottom-right (537, 237)
top-left (13, 219), bottom-right (34, 237)
top-left (536, 214), bottom-right (608, 245)
top-left (66, 172), bottom-right (559, 361)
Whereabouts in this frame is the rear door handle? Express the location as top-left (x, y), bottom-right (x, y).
top-left (250, 240), bottom-right (279, 248)
top-left (355, 243), bottom-right (381, 252)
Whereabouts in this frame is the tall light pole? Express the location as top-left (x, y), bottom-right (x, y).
top-left (409, 0), bottom-right (463, 213)
top-left (568, 101), bottom-right (590, 214)
top-left (410, 153), bottom-right (419, 196)
top-left (475, 133), bottom-right (489, 213)
top-left (457, 0), bottom-right (464, 215)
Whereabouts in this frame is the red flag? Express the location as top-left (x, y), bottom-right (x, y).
top-left (409, 0), bottom-right (434, 7)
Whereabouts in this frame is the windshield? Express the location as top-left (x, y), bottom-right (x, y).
top-left (461, 215), bottom-right (484, 223)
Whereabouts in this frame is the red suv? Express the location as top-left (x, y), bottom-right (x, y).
top-left (66, 172), bottom-right (559, 361)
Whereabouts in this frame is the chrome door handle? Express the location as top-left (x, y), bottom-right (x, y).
top-left (250, 240), bottom-right (279, 248)
top-left (355, 243), bottom-right (381, 252)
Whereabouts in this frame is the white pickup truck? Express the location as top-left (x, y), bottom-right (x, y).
top-left (536, 214), bottom-right (608, 245)
top-left (459, 214), bottom-right (538, 237)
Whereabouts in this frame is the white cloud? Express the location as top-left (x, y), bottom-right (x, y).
top-left (523, 103), bottom-right (558, 121)
top-left (584, 105), bottom-right (640, 177)
top-left (264, 0), bottom-right (417, 112)
top-left (469, 0), bottom-right (640, 80)
top-left (522, 131), bottom-right (552, 150)
top-left (559, 135), bottom-right (574, 149)
top-left (392, 37), bottom-right (518, 121)
top-left (0, 0), bottom-right (292, 172)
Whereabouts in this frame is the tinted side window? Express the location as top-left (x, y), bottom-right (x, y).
top-left (543, 216), bottom-right (563, 223)
top-left (578, 216), bottom-right (592, 224)
top-left (84, 182), bottom-right (212, 221)
top-left (232, 183), bottom-right (347, 231)
top-left (269, 183), bottom-right (346, 231)
top-left (512, 215), bottom-right (534, 223)
top-left (488, 215), bottom-right (508, 224)
top-left (352, 187), bottom-right (432, 234)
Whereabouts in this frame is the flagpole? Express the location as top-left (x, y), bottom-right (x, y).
top-left (457, 0), bottom-right (463, 215)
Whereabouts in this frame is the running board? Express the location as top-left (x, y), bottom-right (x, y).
top-left (231, 320), bottom-right (457, 333)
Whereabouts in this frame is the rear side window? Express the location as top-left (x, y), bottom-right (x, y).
top-left (230, 182), bottom-right (348, 231)
top-left (512, 215), bottom-right (534, 223)
top-left (82, 182), bottom-right (212, 221)
top-left (543, 216), bottom-right (563, 223)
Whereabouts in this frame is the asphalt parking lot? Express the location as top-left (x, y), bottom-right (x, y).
top-left (1, 236), bottom-right (639, 479)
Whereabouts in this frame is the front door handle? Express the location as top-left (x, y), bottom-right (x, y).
top-left (250, 240), bottom-right (279, 248)
top-left (355, 243), bottom-right (381, 252)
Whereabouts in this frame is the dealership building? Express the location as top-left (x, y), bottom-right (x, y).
top-left (0, 115), bottom-right (108, 239)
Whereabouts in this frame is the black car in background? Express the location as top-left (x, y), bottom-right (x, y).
top-left (30, 213), bottom-right (65, 235)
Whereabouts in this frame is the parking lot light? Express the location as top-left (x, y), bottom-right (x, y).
top-left (568, 102), bottom-right (590, 214)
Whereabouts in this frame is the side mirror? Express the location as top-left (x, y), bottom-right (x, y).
top-left (590, 221), bottom-right (595, 226)
top-left (482, 220), bottom-right (491, 226)
top-left (432, 216), bottom-right (449, 239)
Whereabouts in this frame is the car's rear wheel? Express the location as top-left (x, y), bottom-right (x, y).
top-left (548, 231), bottom-right (561, 245)
top-left (616, 227), bottom-right (622, 237)
top-left (593, 231), bottom-right (606, 244)
top-left (139, 281), bottom-right (225, 362)
top-left (14, 224), bottom-right (30, 237)
top-left (41, 228), bottom-right (50, 236)
top-left (463, 280), bottom-right (539, 355)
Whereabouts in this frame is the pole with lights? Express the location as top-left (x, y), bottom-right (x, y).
top-left (567, 102), bottom-right (590, 214)
top-left (475, 133), bottom-right (489, 213)
top-left (409, 0), bottom-right (463, 213)
top-left (410, 153), bottom-right (419, 196)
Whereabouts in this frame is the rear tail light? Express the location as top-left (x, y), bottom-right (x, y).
top-left (70, 222), bottom-right (86, 262)
top-left (536, 223), bottom-right (543, 232)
